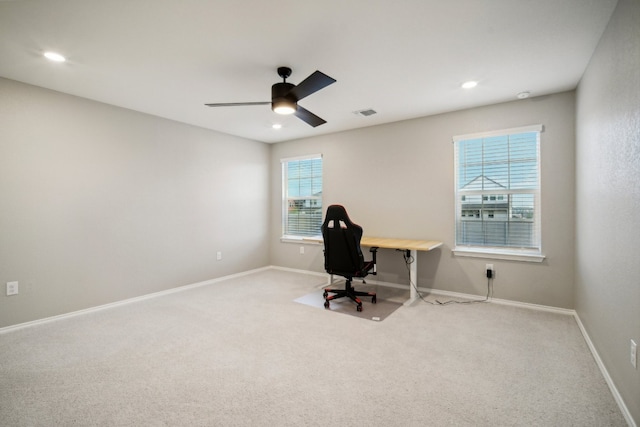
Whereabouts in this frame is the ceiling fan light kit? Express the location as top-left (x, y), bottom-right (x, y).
top-left (205, 66), bottom-right (335, 127)
top-left (271, 75), bottom-right (296, 114)
top-left (272, 101), bottom-right (296, 115)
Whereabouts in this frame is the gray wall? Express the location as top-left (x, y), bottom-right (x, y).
top-left (270, 91), bottom-right (576, 309)
top-left (0, 78), bottom-right (270, 328)
top-left (575, 0), bottom-right (640, 422)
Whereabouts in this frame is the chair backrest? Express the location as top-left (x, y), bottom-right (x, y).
top-left (321, 205), bottom-right (365, 277)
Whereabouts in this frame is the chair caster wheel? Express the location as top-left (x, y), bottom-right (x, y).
top-left (372, 295), bottom-right (377, 304)
top-left (357, 304), bottom-right (363, 312)
top-left (324, 301), bottom-right (330, 309)
top-left (323, 291), bottom-right (328, 298)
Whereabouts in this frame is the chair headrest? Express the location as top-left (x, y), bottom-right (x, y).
top-left (323, 205), bottom-right (354, 228)
top-left (322, 205), bottom-right (365, 237)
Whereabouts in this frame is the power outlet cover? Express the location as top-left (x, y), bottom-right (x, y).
top-left (485, 264), bottom-right (494, 278)
top-left (6, 281), bottom-right (19, 296)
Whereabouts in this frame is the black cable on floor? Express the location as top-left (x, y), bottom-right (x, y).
top-left (399, 250), bottom-right (493, 306)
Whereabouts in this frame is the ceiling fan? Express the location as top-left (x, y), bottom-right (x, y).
top-left (205, 67), bottom-right (336, 127)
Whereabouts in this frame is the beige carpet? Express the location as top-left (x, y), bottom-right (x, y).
top-left (0, 269), bottom-right (628, 426)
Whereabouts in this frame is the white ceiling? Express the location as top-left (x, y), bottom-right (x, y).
top-left (0, 0), bottom-right (617, 143)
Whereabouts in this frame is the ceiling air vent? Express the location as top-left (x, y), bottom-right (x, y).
top-left (353, 108), bottom-right (377, 117)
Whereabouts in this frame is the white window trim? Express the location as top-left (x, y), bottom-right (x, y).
top-left (453, 125), bottom-right (545, 262)
top-left (281, 154), bottom-right (323, 240)
top-left (280, 236), bottom-right (323, 245)
top-left (453, 124), bottom-right (543, 142)
top-left (280, 153), bottom-right (323, 163)
top-left (453, 247), bottom-right (545, 263)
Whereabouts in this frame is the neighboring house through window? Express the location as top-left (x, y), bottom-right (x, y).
top-left (453, 125), bottom-right (544, 262)
top-left (281, 154), bottom-right (323, 238)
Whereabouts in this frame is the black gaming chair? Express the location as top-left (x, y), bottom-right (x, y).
top-left (321, 205), bottom-right (378, 312)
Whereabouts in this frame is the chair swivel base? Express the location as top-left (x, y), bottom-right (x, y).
top-left (323, 280), bottom-right (376, 312)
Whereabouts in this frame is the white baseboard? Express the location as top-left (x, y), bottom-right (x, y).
top-left (0, 266), bottom-right (271, 335)
top-left (573, 314), bottom-right (636, 427)
top-left (271, 266), bottom-right (574, 315)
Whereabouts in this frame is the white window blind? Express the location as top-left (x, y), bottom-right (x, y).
top-left (453, 125), bottom-right (542, 256)
top-left (281, 154), bottom-right (323, 238)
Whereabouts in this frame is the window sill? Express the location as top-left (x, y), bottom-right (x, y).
top-left (281, 236), bottom-right (322, 245)
top-left (453, 247), bottom-right (545, 263)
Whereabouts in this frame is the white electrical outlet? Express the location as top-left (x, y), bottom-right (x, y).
top-left (299, 246), bottom-right (305, 254)
top-left (631, 339), bottom-right (637, 369)
top-left (6, 281), bottom-right (19, 296)
top-left (216, 251), bottom-right (222, 261)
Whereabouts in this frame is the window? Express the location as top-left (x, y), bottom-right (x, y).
top-left (281, 154), bottom-right (323, 238)
top-left (453, 125), bottom-right (543, 261)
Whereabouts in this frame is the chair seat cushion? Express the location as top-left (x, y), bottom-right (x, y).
top-left (327, 259), bottom-right (374, 278)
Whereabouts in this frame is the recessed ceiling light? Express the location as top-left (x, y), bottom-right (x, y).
top-left (272, 123), bottom-right (282, 129)
top-left (517, 91), bottom-right (531, 99)
top-left (44, 51), bottom-right (66, 62)
top-left (461, 81), bottom-right (478, 89)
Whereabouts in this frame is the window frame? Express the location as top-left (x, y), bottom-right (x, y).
top-left (452, 125), bottom-right (545, 262)
top-left (280, 154), bottom-right (323, 241)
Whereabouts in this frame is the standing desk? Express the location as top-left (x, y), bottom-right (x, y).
top-left (309, 236), bottom-right (443, 305)
top-left (359, 237), bottom-right (443, 305)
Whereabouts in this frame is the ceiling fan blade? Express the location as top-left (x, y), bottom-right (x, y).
top-left (289, 70), bottom-right (336, 101)
top-left (205, 102), bottom-right (270, 107)
top-left (294, 105), bottom-right (327, 127)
